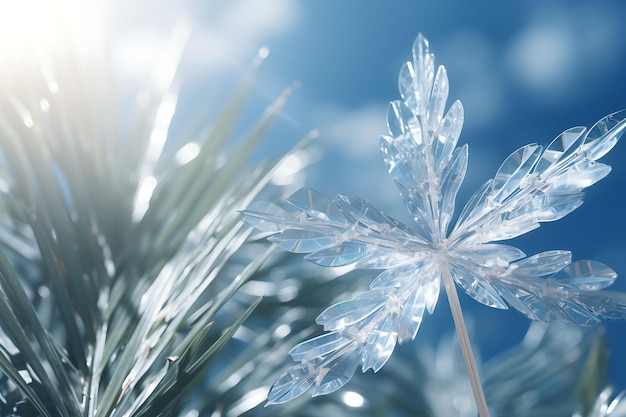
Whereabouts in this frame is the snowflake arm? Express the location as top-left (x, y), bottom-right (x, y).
top-left (241, 188), bottom-right (428, 269)
top-left (450, 110), bottom-right (626, 245)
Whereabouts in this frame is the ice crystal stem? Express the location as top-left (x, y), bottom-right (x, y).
top-left (440, 263), bottom-right (491, 417)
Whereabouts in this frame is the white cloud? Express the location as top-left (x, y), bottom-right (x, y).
top-left (505, 3), bottom-right (621, 101)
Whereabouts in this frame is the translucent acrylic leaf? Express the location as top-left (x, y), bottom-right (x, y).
top-left (304, 244), bottom-right (367, 267)
top-left (313, 346), bottom-right (361, 397)
top-left (580, 109), bottom-right (626, 160)
top-left (360, 316), bottom-right (398, 372)
top-left (333, 194), bottom-right (419, 240)
top-left (316, 289), bottom-right (388, 330)
top-left (548, 160), bottom-right (611, 192)
top-left (533, 126), bottom-right (586, 174)
top-left (438, 144), bottom-right (468, 235)
top-left (449, 263), bottom-right (508, 309)
top-left (455, 244), bottom-right (526, 266)
top-left (491, 144), bottom-right (542, 203)
top-left (584, 291), bottom-right (626, 320)
top-left (426, 65), bottom-right (449, 133)
top-left (546, 298), bottom-right (599, 326)
top-left (240, 201), bottom-right (292, 233)
top-left (512, 250), bottom-right (572, 277)
top-left (397, 285), bottom-right (426, 343)
top-left (289, 331), bottom-right (353, 363)
top-left (551, 260), bottom-right (617, 291)
top-left (268, 229), bottom-right (337, 253)
top-left (387, 100), bottom-right (422, 143)
top-left (433, 100), bottom-right (464, 173)
top-left (267, 364), bottom-right (315, 405)
top-left (287, 188), bottom-right (346, 225)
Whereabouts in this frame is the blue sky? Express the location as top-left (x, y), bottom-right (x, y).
top-left (110, 0), bottom-right (626, 393)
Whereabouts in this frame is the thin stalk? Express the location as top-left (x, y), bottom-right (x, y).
top-left (440, 264), bottom-right (490, 417)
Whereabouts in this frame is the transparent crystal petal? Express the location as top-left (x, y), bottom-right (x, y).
top-left (398, 61), bottom-right (419, 114)
top-left (492, 143), bottom-right (542, 203)
top-left (452, 179), bottom-right (493, 238)
top-left (370, 264), bottom-right (419, 289)
top-left (304, 244), bottom-right (367, 267)
top-left (438, 144), bottom-right (468, 235)
top-left (426, 65), bottom-right (449, 134)
top-left (548, 160), bottom-right (611, 191)
top-left (355, 250), bottom-right (415, 269)
top-left (267, 364), bottom-right (315, 405)
top-left (313, 346), bottom-right (361, 397)
top-left (503, 283), bottom-right (552, 321)
top-left (423, 264), bottom-right (441, 314)
top-left (581, 109), bottom-right (626, 160)
top-left (530, 192), bottom-right (584, 222)
top-left (449, 263), bottom-right (508, 309)
top-left (433, 99), bottom-right (464, 172)
top-left (533, 126), bottom-right (586, 174)
top-left (240, 201), bottom-right (291, 232)
top-left (287, 188), bottom-right (346, 224)
top-left (380, 137), bottom-right (434, 241)
top-left (268, 229), bottom-right (337, 253)
top-left (398, 285), bottom-right (426, 343)
top-left (333, 194), bottom-right (419, 240)
top-left (289, 331), bottom-right (353, 362)
top-left (361, 316), bottom-right (398, 373)
top-left (512, 250), bottom-right (572, 277)
top-left (551, 260), bottom-right (617, 291)
top-left (546, 298), bottom-right (599, 325)
top-left (316, 289), bottom-right (388, 330)
top-left (387, 100), bottom-right (422, 143)
top-left (583, 291), bottom-right (626, 320)
top-left (455, 243), bottom-right (526, 266)
top-left (495, 283), bottom-right (543, 321)
top-left (411, 33), bottom-right (435, 111)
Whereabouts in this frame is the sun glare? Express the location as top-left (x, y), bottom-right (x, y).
top-left (0, 0), bottom-right (104, 70)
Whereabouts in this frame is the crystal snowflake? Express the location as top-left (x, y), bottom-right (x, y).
top-left (242, 34), bottom-right (626, 404)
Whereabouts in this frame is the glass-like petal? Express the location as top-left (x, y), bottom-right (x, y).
top-left (289, 331), bottom-right (353, 362)
top-left (313, 346), bottom-right (361, 396)
top-left (581, 109), bottom-right (626, 160)
top-left (533, 126), bottom-right (586, 174)
top-left (548, 160), bottom-right (611, 191)
top-left (287, 188), bottom-right (346, 225)
top-left (361, 316), bottom-right (398, 372)
top-left (455, 244), bottom-right (526, 266)
top-left (438, 144), bottom-right (468, 236)
top-left (492, 143), bottom-right (542, 203)
top-left (304, 244), bottom-right (366, 267)
top-left (512, 250), bottom-right (572, 277)
top-left (433, 99), bottom-right (464, 173)
top-left (387, 100), bottom-right (422, 143)
top-left (551, 260), bottom-right (617, 291)
top-left (240, 201), bottom-right (291, 232)
top-left (354, 250), bottom-right (415, 269)
top-left (546, 298), bottom-right (599, 326)
top-left (266, 364), bottom-right (315, 405)
top-left (398, 285), bottom-right (426, 343)
top-left (426, 65), bottom-right (449, 134)
top-left (449, 263), bottom-right (508, 309)
top-left (268, 229), bottom-right (337, 253)
top-left (316, 289), bottom-right (388, 330)
top-left (411, 33), bottom-right (435, 111)
top-left (583, 291), bottom-right (626, 320)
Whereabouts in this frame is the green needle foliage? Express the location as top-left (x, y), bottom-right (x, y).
top-left (0, 11), bottom-right (310, 417)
